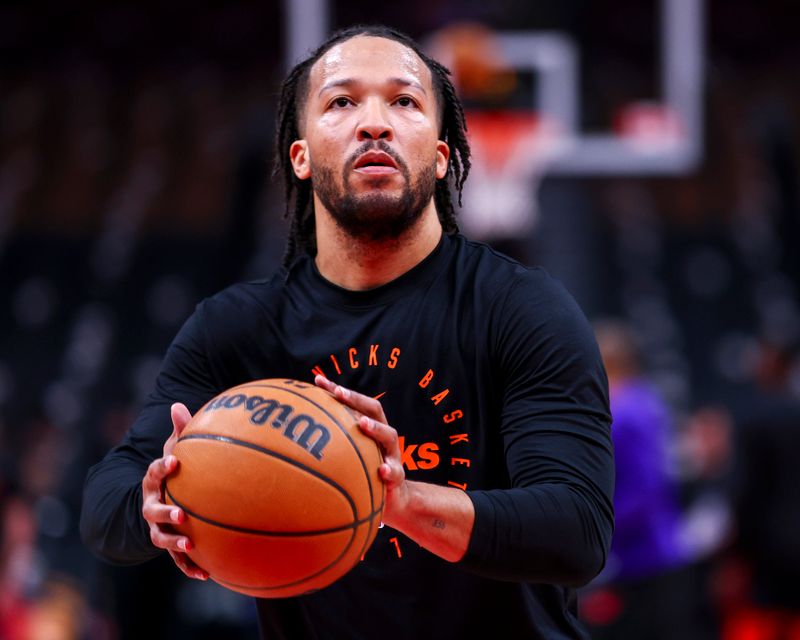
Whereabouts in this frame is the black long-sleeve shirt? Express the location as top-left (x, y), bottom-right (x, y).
top-left (81, 234), bottom-right (614, 639)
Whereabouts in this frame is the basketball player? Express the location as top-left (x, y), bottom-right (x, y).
top-left (81, 25), bottom-right (614, 639)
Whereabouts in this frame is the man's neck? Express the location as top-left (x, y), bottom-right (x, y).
top-left (314, 201), bottom-right (443, 291)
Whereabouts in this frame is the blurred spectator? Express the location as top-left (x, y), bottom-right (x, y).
top-left (0, 495), bottom-right (37, 640)
top-left (723, 339), bottom-right (800, 640)
top-left (676, 404), bottom-right (737, 640)
top-left (582, 319), bottom-right (698, 639)
top-left (678, 405), bottom-right (735, 563)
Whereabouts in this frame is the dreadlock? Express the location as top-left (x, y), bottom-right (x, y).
top-left (273, 25), bottom-right (472, 267)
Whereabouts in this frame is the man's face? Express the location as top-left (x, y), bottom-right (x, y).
top-left (290, 36), bottom-right (450, 241)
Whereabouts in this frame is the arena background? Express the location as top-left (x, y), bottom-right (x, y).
top-left (0, 1), bottom-right (798, 638)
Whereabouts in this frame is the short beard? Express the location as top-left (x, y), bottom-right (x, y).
top-left (312, 141), bottom-right (437, 242)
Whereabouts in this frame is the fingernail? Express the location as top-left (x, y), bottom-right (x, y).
top-left (178, 539), bottom-right (187, 551)
top-left (170, 509), bottom-right (181, 523)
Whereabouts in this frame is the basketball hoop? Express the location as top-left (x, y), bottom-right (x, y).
top-left (460, 110), bottom-right (567, 240)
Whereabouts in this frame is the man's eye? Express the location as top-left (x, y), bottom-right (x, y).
top-left (396, 97), bottom-right (416, 108)
top-left (332, 97), bottom-right (352, 108)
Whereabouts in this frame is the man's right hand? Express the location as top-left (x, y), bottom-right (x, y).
top-left (141, 402), bottom-right (209, 580)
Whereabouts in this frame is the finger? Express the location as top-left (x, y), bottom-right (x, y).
top-left (163, 403), bottom-right (192, 457)
top-left (168, 550), bottom-right (209, 581)
top-left (142, 456), bottom-right (178, 493)
top-left (314, 375), bottom-right (335, 392)
top-left (142, 501), bottom-right (184, 526)
top-left (358, 416), bottom-right (399, 455)
top-left (378, 459), bottom-right (405, 487)
top-left (314, 376), bottom-right (365, 420)
top-left (171, 403), bottom-right (193, 436)
top-left (356, 416), bottom-right (405, 488)
top-left (318, 378), bottom-right (388, 423)
top-left (149, 524), bottom-right (193, 553)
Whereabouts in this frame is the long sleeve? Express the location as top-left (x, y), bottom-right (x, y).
top-left (460, 271), bottom-right (615, 587)
top-left (80, 304), bottom-right (222, 564)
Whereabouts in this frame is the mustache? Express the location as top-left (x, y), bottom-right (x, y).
top-left (345, 140), bottom-right (408, 173)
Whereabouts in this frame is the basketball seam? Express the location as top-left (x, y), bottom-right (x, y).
top-left (166, 485), bottom-right (383, 537)
top-left (340, 402), bottom-right (382, 560)
top-left (173, 432), bottom-right (358, 521)
top-left (210, 505), bottom-right (385, 593)
top-left (242, 382), bottom-right (378, 519)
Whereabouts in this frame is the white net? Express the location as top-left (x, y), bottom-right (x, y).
top-left (459, 112), bottom-right (568, 240)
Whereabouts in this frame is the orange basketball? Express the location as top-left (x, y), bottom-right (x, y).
top-left (164, 378), bottom-right (385, 598)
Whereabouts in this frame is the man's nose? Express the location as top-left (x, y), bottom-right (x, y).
top-left (356, 99), bottom-right (393, 141)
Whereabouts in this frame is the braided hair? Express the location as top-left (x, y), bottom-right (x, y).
top-left (273, 25), bottom-right (472, 266)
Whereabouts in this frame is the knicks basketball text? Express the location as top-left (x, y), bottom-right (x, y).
top-left (310, 344), bottom-right (401, 378)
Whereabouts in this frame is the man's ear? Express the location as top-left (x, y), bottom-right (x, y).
top-left (435, 140), bottom-right (450, 180)
top-left (290, 140), bottom-right (311, 180)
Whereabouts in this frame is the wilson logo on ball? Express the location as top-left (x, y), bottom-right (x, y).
top-left (204, 393), bottom-right (331, 460)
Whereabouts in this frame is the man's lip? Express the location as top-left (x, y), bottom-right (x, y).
top-left (353, 165), bottom-right (399, 175)
top-left (353, 151), bottom-right (399, 170)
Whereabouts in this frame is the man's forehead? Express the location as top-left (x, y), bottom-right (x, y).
top-left (309, 36), bottom-right (432, 94)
